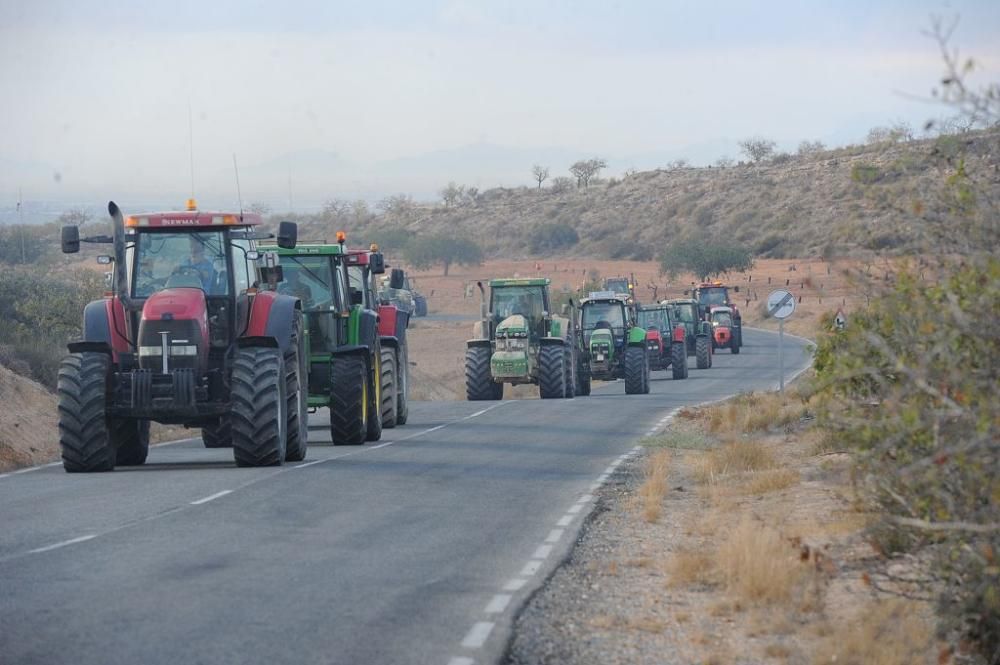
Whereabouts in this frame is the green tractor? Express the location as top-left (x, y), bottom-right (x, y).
top-left (579, 291), bottom-right (650, 394)
top-left (263, 239), bottom-right (390, 445)
top-left (466, 278), bottom-right (581, 400)
top-left (666, 298), bottom-right (714, 370)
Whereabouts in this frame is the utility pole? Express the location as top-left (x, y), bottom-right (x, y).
top-left (17, 187), bottom-right (25, 263)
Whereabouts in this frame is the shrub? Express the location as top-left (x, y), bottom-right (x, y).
top-left (658, 235), bottom-right (754, 280)
top-left (851, 163), bottom-right (881, 184)
top-left (527, 222), bottom-right (579, 254)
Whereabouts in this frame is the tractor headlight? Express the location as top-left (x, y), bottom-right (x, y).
top-left (507, 338), bottom-right (527, 352)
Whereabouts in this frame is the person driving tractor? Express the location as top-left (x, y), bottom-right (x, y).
top-left (181, 240), bottom-right (215, 291)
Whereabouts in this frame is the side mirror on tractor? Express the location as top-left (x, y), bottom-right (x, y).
top-left (369, 253), bottom-right (386, 274)
top-left (276, 221), bottom-right (298, 249)
top-left (734, 286), bottom-right (740, 293)
top-left (61, 225), bottom-right (80, 254)
top-left (389, 268), bottom-right (405, 290)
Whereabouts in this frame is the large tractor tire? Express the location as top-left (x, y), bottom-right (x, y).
top-left (58, 352), bottom-right (116, 473)
top-left (624, 346), bottom-right (647, 395)
top-left (671, 341), bottom-right (687, 380)
top-left (577, 364), bottom-right (592, 396)
top-left (538, 345), bottom-right (567, 399)
top-left (466, 346), bottom-right (502, 401)
top-left (284, 313), bottom-right (309, 462)
top-left (202, 418), bottom-right (232, 448)
top-left (330, 355), bottom-right (367, 445)
top-left (380, 347), bottom-right (398, 428)
top-left (731, 337), bottom-right (741, 354)
top-left (563, 348), bottom-right (576, 399)
top-left (113, 419), bottom-right (150, 466)
top-left (414, 296), bottom-right (428, 317)
top-left (231, 347), bottom-right (287, 467)
top-left (696, 335), bottom-right (712, 369)
top-left (366, 351), bottom-right (383, 442)
top-left (396, 346), bottom-right (409, 425)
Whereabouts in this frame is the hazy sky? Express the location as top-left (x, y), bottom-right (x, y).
top-left (1, 0), bottom-right (998, 210)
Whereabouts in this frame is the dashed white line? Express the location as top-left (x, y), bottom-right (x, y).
top-left (461, 621), bottom-right (495, 648)
top-left (588, 482), bottom-right (601, 491)
top-left (556, 514), bottom-right (573, 527)
top-left (27, 534), bottom-right (97, 554)
top-left (503, 578), bottom-right (527, 591)
top-left (567, 503), bottom-right (584, 514)
top-left (189, 490), bottom-right (232, 505)
top-left (484, 593), bottom-right (512, 614)
top-left (576, 494), bottom-right (594, 504)
top-left (519, 560), bottom-right (541, 576)
top-left (531, 544), bottom-right (553, 560)
top-left (447, 656), bottom-right (475, 665)
top-left (603, 464), bottom-right (617, 474)
top-left (544, 528), bottom-right (564, 544)
top-left (294, 459), bottom-right (326, 469)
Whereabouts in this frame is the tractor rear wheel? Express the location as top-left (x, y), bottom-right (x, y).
top-left (366, 351), bottom-right (383, 442)
top-left (624, 346), bottom-right (647, 395)
top-left (231, 347), bottom-right (287, 467)
top-left (563, 348), bottom-right (576, 398)
top-left (396, 346), bottom-right (409, 424)
top-left (330, 356), bottom-right (367, 445)
top-left (202, 418), bottom-right (232, 448)
top-left (58, 352), bottom-right (116, 473)
top-left (380, 347), bottom-right (398, 428)
top-left (577, 364), bottom-right (592, 396)
top-left (731, 338), bottom-right (740, 354)
top-left (696, 335), bottom-right (712, 369)
top-left (284, 313), bottom-right (308, 462)
top-left (466, 346), bottom-right (500, 401)
top-left (671, 341), bottom-right (688, 380)
top-left (538, 345), bottom-right (566, 399)
top-left (113, 419), bottom-right (150, 466)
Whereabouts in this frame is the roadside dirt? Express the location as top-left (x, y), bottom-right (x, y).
top-left (0, 363), bottom-right (60, 471)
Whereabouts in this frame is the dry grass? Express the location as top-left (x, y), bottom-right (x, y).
top-left (706, 392), bottom-right (805, 437)
top-left (639, 449), bottom-right (670, 523)
top-left (715, 516), bottom-right (806, 605)
top-left (668, 548), bottom-right (715, 587)
top-left (742, 468), bottom-right (801, 495)
top-left (693, 440), bottom-right (777, 484)
top-left (812, 599), bottom-right (936, 665)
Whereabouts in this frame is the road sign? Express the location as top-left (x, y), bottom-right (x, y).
top-left (767, 289), bottom-right (796, 319)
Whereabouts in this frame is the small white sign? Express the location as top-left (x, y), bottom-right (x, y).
top-left (767, 289), bottom-right (796, 319)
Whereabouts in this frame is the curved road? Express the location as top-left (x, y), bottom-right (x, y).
top-left (0, 329), bottom-right (810, 665)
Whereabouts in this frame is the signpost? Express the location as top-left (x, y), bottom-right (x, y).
top-left (767, 289), bottom-right (796, 394)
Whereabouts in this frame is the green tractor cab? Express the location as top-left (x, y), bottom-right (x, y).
top-left (466, 277), bottom-right (583, 400)
top-left (579, 291), bottom-right (650, 394)
top-left (665, 298), bottom-right (714, 370)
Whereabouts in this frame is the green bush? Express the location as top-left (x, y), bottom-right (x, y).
top-left (850, 162), bottom-right (882, 184)
top-left (658, 235), bottom-right (754, 280)
top-left (528, 222), bottom-right (579, 254)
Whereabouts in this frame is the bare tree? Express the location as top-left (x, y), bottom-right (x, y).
top-left (531, 164), bottom-right (550, 189)
top-left (738, 137), bottom-right (776, 163)
top-left (797, 140), bottom-right (826, 156)
top-left (550, 176), bottom-right (574, 193)
top-left (569, 158), bottom-right (608, 188)
top-left (440, 182), bottom-right (465, 207)
top-left (714, 156), bottom-right (735, 168)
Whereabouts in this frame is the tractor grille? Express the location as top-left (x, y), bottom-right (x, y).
top-left (137, 319), bottom-right (202, 371)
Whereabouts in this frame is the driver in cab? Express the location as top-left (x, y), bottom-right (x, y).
top-left (182, 240), bottom-right (215, 292)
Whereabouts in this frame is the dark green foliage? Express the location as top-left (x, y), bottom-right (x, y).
top-left (402, 233), bottom-right (483, 276)
top-left (658, 236), bottom-right (754, 280)
top-left (366, 226), bottom-right (413, 252)
top-left (850, 163), bottom-right (881, 184)
top-left (528, 222), bottom-right (579, 254)
top-left (0, 268), bottom-right (105, 388)
top-left (0, 225), bottom-right (50, 264)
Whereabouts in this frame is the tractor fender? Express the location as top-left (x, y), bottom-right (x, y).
top-left (467, 338), bottom-right (492, 349)
top-left (68, 298), bottom-right (129, 360)
top-left (380, 335), bottom-right (400, 350)
top-left (355, 308), bottom-right (379, 347)
top-left (331, 343), bottom-right (373, 374)
top-left (627, 326), bottom-right (647, 345)
top-left (539, 336), bottom-right (566, 346)
top-left (245, 291), bottom-right (301, 354)
top-left (671, 325), bottom-right (686, 344)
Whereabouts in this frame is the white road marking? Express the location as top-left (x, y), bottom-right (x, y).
top-left (519, 560), bottom-right (541, 576)
top-left (293, 459), bottom-right (326, 469)
top-left (461, 621), bottom-right (494, 648)
top-left (544, 529), bottom-right (564, 544)
top-left (576, 494), bottom-right (593, 504)
top-left (603, 464), bottom-right (616, 474)
top-left (503, 578), bottom-right (527, 591)
top-left (596, 474), bottom-right (608, 483)
top-left (484, 593), bottom-right (512, 614)
top-left (28, 534), bottom-right (96, 554)
top-left (556, 514), bottom-right (573, 527)
top-left (531, 545), bottom-right (553, 560)
top-left (588, 482), bottom-right (601, 491)
top-left (190, 490), bottom-right (232, 505)
top-left (567, 503), bottom-right (584, 514)
top-left (448, 658), bottom-right (475, 665)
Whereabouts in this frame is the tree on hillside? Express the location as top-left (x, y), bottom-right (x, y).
top-left (440, 182), bottom-right (465, 207)
top-left (531, 164), bottom-right (550, 189)
top-left (550, 176), bottom-right (574, 193)
top-left (377, 194), bottom-right (415, 218)
top-left (738, 137), bottom-right (776, 163)
top-left (658, 236), bottom-right (754, 280)
top-left (569, 158), bottom-right (607, 188)
top-left (715, 156), bottom-right (735, 168)
top-left (797, 140), bottom-right (826, 156)
top-left (403, 233), bottom-right (483, 276)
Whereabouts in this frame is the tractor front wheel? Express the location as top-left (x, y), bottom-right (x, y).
top-left (731, 338), bottom-right (740, 354)
top-left (577, 365), bottom-right (592, 396)
top-left (58, 352), bottom-right (116, 473)
top-left (538, 345), bottom-right (567, 399)
top-left (696, 335), bottom-right (712, 369)
top-left (231, 347), bottom-right (287, 467)
top-left (563, 348), bottom-right (576, 399)
top-left (330, 356), bottom-right (367, 445)
top-left (380, 347), bottom-right (398, 428)
top-left (396, 346), bottom-right (409, 424)
top-left (671, 341), bottom-right (687, 380)
top-left (466, 346), bottom-right (501, 401)
top-left (624, 346), bottom-right (647, 395)
top-left (202, 418), bottom-right (232, 448)
top-left (284, 313), bottom-right (309, 462)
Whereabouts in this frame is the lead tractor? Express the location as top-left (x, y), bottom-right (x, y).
top-left (578, 291), bottom-right (650, 394)
top-left (58, 200), bottom-right (305, 471)
top-left (636, 304), bottom-right (688, 380)
top-left (690, 281), bottom-right (743, 350)
top-left (466, 278), bottom-right (581, 400)
top-left (665, 298), bottom-right (714, 369)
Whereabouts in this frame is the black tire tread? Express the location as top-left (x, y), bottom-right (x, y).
top-left (284, 313), bottom-right (308, 462)
top-left (57, 352), bottom-right (116, 473)
top-left (538, 345), bottom-right (566, 399)
top-left (231, 347), bottom-right (286, 467)
top-left (466, 346), bottom-right (500, 401)
top-left (624, 346), bottom-right (646, 395)
top-left (330, 356), bottom-right (367, 445)
top-left (381, 347), bottom-right (398, 428)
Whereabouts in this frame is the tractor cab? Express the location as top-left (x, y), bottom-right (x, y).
top-left (710, 305), bottom-right (738, 353)
top-left (692, 281), bottom-right (737, 318)
top-left (578, 292), bottom-right (649, 394)
top-left (490, 280), bottom-right (549, 341)
top-left (637, 304), bottom-right (688, 379)
top-left (580, 292), bottom-right (630, 348)
top-left (603, 275), bottom-right (637, 305)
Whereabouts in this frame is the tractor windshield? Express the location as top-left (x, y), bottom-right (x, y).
top-left (582, 302), bottom-right (625, 335)
top-left (712, 310), bottom-right (733, 327)
top-left (279, 256), bottom-right (337, 310)
top-left (132, 231), bottom-right (228, 297)
top-left (605, 279), bottom-right (630, 296)
top-left (698, 288), bottom-right (728, 307)
top-left (674, 303), bottom-right (696, 323)
top-left (491, 286), bottom-right (546, 323)
top-left (637, 308), bottom-right (670, 332)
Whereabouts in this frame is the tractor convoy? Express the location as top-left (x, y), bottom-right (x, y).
top-left (54, 199), bottom-right (752, 471)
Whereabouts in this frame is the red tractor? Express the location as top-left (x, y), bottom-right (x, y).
top-left (691, 281), bottom-right (743, 350)
top-left (709, 306), bottom-right (739, 354)
top-left (637, 304), bottom-right (688, 380)
top-left (58, 200), bottom-right (305, 471)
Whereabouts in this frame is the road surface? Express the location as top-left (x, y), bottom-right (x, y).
top-left (0, 328), bottom-right (811, 665)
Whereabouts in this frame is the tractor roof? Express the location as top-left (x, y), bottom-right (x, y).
top-left (265, 243), bottom-right (345, 256)
top-left (125, 211), bottom-right (263, 229)
top-left (639, 304), bottom-right (671, 311)
top-left (697, 281), bottom-right (730, 288)
top-left (489, 278), bottom-right (550, 287)
top-left (580, 292), bottom-right (629, 305)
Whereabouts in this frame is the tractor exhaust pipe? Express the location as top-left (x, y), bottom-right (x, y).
top-left (108, 201), bottom-right (135, 312)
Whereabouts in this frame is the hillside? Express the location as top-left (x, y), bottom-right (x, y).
top-left (338, 130), bottom-right (999, 260)
top-left (0, 363), bottom-right (59, 471)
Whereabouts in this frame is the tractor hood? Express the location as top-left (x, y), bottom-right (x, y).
top-left (496, 314), bottom-right (529, 337)
top-left (138, 288), bottom-right (209, 372)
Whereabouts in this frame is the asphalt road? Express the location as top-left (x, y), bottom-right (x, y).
top-left (0, 328), bottom-right (811, 665)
